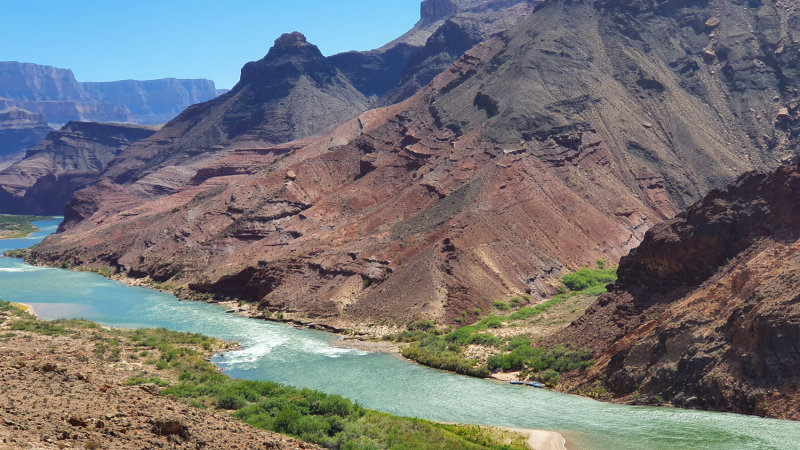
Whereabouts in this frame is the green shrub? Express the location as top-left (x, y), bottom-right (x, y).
top-left (541, 369), bottom-right (560, 386)
top-left (561, 267), bottom-right (617, 292)
top-left (10, 320), bottom-right (68, 336)
top-left (217, 394), bottom-right (247, 410)
top-left (313, 394), bottom-right (353, 417)
top-left (509, 296), bottom-right (525, 308)
top-left (492, 300), bottom-right (510, 311)
top-left (475, 315), bottom-right (504, 329)
top-left (124, 376), bottom-right (168, 387)
top-left (487, 344), bottom-right (593, 377)
top-left (401, 345), bottom-right (489, 377)
top-left (407, 319), bottom-right (435, 332)
top-left (468, 333), bottom-right (501, 347)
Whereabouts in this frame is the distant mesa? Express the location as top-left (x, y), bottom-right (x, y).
top-left (0, 61), bottom-right (222, 126)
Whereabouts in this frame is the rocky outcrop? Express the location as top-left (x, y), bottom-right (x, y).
top-left (0, 121), bottom-right (157, 214)
top-left (0, 61), bottom-right (220, 125)
top-left (561, 162), bottom-right (800, 420)
top-left (0, 107), bottom-right (52, 168)
top-left (230, 31), bottom-right (369, 141)
top-left (0, 313), bottom-right (316, 449)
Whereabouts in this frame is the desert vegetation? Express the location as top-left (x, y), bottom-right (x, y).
top-left (387, 266), bottom-right (616, 384)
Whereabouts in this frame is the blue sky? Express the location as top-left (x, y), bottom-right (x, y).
top-left (3, 1), bottom-right (421, 89)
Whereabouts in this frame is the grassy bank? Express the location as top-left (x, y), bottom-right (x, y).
top-left (387, 265), bottom-right (616, 385)
top-left (0, 299), bottom-right (527, 450)
top-left (0, 214), bottom-right (51, 239)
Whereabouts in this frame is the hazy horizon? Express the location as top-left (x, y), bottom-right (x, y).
top-left (3, 1), bottom-right (420, 89)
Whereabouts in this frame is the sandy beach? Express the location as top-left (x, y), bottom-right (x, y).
top-left (330, 337), bottom-right (401, 354)
top-left (501, 427), bottom-right (568, 450)
top-left (490, 371), bottom-right (522, 382)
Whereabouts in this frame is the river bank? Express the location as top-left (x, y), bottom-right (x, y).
top-left (0, 299), bottom-right (554, 449)
top-left (5, 246), bottom-right (800, 448)
top-left (0, 301), bottom-right (313, 449)
top-left (0, 257), bottom-right (672, 407)
top-left (0, 214), bottom-right (51, 239)
top-left (5, 301), bottom-right (568, 450)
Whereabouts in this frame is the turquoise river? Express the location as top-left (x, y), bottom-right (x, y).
top-left (1, 218), bottom-right (800, 449)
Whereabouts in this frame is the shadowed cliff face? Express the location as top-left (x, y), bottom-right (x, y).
top-left (560, 163), bottom-right (800, 420)
top-left (26, 0), bottom-right (800, 334)
top-left (330, 0), bottom-right (537, 103)
top-left (0, 122), bottom-right (157, 214)
top-left (226, 32), bottom-right (370, 141)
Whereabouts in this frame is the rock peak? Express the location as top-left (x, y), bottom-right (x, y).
top-left (420, 0), bottom-right (458, 24)
top-left (261, 31), bottom-right (323, 61)
top-left (272, 31), bottom-right (309, 50)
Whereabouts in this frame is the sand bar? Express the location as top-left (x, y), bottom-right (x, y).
top-left (501, 427), bottom-right (568, 450)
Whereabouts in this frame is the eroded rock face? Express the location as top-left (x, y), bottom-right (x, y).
top-left (0, 121), bottom-right (157, 214)
top-left (372, 0), bottom-right (539, 104)
top-left (561, 162), bottom-right (800, 420)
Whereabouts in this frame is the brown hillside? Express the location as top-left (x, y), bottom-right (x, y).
top-left (30, 0), bottom-right (800, 329)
